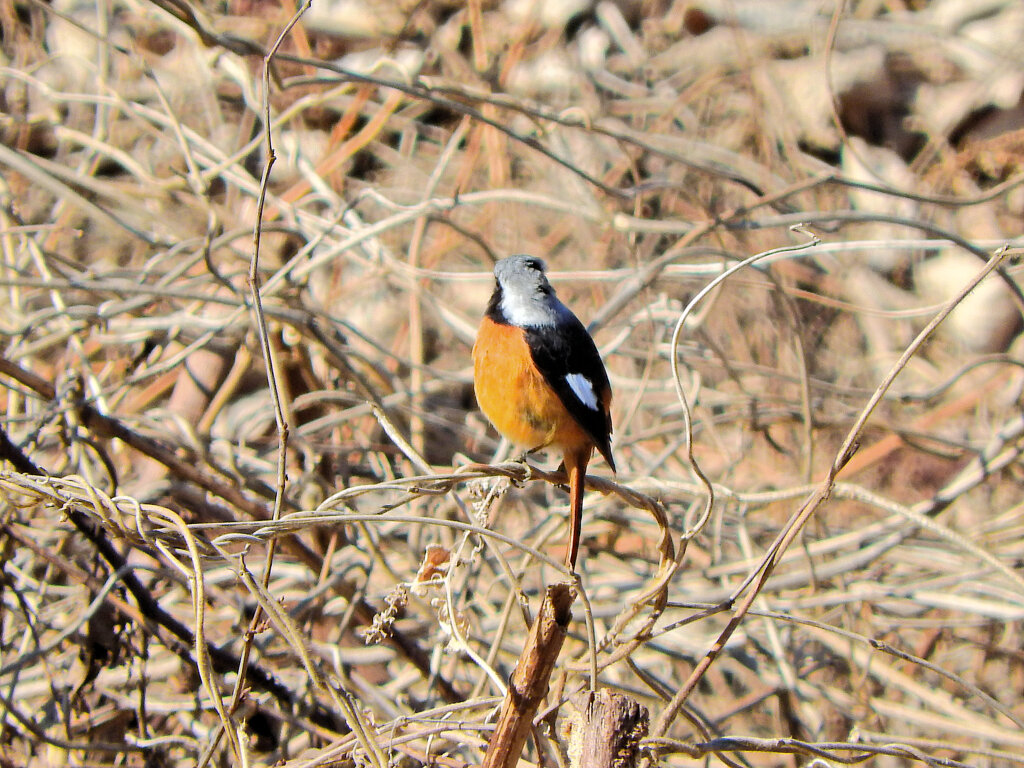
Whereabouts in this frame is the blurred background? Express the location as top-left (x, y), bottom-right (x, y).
top-left (2, 0), bottom-right (1024, 765)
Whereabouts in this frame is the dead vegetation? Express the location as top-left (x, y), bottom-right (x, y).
top-left (2, 0), bottom-right (1024, 765)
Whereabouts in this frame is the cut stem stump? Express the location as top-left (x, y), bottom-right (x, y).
top-left (563, 689), bottom-right (649, 768)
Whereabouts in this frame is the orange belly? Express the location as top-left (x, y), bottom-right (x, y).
top-left (473, 317), bottom-right (591, 453)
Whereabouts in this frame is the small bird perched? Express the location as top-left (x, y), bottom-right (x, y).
top-left (472, 255), bottom-right (614, 571)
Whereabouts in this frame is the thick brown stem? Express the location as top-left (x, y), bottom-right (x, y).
top-left (482, 582), bottom-right (575, 768)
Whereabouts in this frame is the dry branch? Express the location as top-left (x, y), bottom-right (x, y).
top-left (482, 582), bottom-right (575, 768)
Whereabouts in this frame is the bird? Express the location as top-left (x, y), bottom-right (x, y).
top-left (472, 255), bottom-right (614, 571)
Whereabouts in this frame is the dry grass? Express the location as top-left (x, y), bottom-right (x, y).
top-left (2, 0), bottom-right (1024, 765)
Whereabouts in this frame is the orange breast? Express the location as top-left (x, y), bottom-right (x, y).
top-left (473, 317), bottom-right (591, 453)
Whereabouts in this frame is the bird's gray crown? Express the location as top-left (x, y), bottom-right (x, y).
top-left (493, 255), bottom-right (568, 327)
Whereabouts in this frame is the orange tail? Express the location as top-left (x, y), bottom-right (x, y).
top-left (564, 447), bottom-right (592, 571)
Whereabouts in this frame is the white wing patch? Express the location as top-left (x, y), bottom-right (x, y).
top-left (565, 373), bottom-right (599, 411)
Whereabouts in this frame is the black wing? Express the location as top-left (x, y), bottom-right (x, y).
top-left (524, 319), bottom-right (615, 470)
